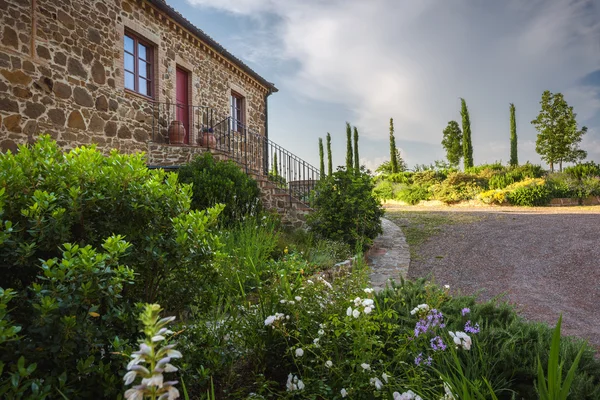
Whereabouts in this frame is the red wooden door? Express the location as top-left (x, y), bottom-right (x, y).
top-left (176, 67), bottom-right (189, 144)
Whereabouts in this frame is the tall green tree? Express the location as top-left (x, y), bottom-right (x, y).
top-left (389, 118), bottom-right (399, 173)
top-left (353, 126), bottom-right (360, 172)
top-left (318, 137), bottom-right (325, 179)
top-left (272, 152), bottom-right (278, 176)
top-left (375, 150), bottom-right (407, 174)
top-left (441, 120), bottom-right (462, 167)
top-left (326, 132), bottom-right (332, 177)
top-left (532, 90), bottom-right (587, 172)
top-left (509, 103), bottom-right (518, 167)
top-left (460, 98), bottom-right (473, 169)
top-left (346, 122), bottom-right (353, 171)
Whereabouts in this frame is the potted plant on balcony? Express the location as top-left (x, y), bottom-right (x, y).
top-left (198, 126), bottom-right (216, 148)
top-left (168, 120), bottom-right (186, 144)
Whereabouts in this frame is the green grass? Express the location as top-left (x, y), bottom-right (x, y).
top-left (385, 210), bottom-right (482, 257)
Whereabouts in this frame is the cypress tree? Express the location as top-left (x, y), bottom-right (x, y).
top-left (389, 118), bottom-right (399, 173)
top-left (509, 103), bottom-right (518, 167)
top-left (272, 153), bottom-right (278, 177)
top-left (353, 126), bottom-right (360, 172)
top-left (346, 122), bottom-right (353, 171)
top-left (326, 133), bottom-right (332, 177)
top-left (460, 98), bottom-right (473, 169)
top-left (318, 137), bottom-right (325, 179)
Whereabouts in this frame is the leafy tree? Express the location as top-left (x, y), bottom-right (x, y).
top-left (376, 149), bottom-right (407, 174)
top-left (346, 122), bottom-right (353, 171)
top-left (353, 126), bottom-right (360, 172)
top-left (461, 98), bottom-right (474, 169)
top-left (510, 103), bottom-right (518, 167)
top-left (319, 137), bottom-right (325, 179)
top-left (441, 120), bottom-right (462, 167)
top-left (531, 90), bottom-right (588, 172)
top-left (326, 132), bottom-right (333, 177)
top-left (389, 118), bottom-right (399, 173)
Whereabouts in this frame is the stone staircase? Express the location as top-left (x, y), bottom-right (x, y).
top-left (251, 173), bottom-right (313, 228)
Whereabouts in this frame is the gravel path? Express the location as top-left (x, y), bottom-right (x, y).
top-left (405, 209), bottom-right (600, 351)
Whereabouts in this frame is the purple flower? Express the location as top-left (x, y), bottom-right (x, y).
top-left (414, 309), bottom-right (445, 337)
top-left (461, 308), bottom-right (470, 316)
top-left (414, 353), bottom-right (423, 366)
top-left (464, 320), bottom-right (480, 334)
top-left (425, 356), bottom-right (433, 366)
top-left (430, 336), bottom-right (446, 351)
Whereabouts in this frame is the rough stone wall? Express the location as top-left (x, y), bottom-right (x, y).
top-left (0, 0), bottom-right (269, 156)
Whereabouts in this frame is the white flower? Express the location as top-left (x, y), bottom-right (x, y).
top-left (347, 306), bottom-right (353, 316)
top-left (353, 297), bottom-right (362, 307)
top-left (318, 329), bottom-right (325, 336)
top-left (325, 360), bottom-right (333, 368)
top-left (297, 379), bottom-right (305, 390)
top-left (382, 372), bottom-right (389, 383)
top-left (288, 300), bottom-right (295, 305)
top-left (362, 298), bottom-right (374, 307)
top-left (341, 388), bottom-right (348, 397)
top-left (286, 374), bottom-right (305, 391)
top-left (449, 331), bottom-right (472, 350)
top-left (142, 373), bottom-right (164, 388)
top-left (313, 338), bottom-right (320, 347)
top-left (295, 296), bottom-right (302, 301)
top-left (443, 382), bottom-right (456, 400)
top-left (352, 309), bottom-right (360, 318)
top-left (364, 288), bottom-right (374, 294)
top-left (364, 306), bottom-right (373, 314)
top-left (125, 388), bottom-right (144, 400)
top-left (370, 377), bottom-right (383, 390)
top-left (151, 335), bottom-right (166, 342)
top-left (307, 279), bottom-right (314, 284)
top-left (361, 363), bottom-right (371, 371)
top-left (123, 370), bottom-right (137, 385)
top-left (444, 284), bottom-right (450, 289)
top-left (410, 303), bottom-right (430, 315)
top-left (280, 299), bottom-right (287, 304)
top-left (264, 315), bottom-right (276, 326)
top-left (295, 348), bottom-right (304, 357)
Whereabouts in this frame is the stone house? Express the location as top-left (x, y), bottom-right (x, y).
top-left (0, 0), bottom-right (318, 224)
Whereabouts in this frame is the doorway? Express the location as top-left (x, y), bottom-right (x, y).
top-left (176, 67), bottom-right (190, 144)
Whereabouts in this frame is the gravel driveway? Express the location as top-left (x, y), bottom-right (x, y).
top-left (403, 208), bottom-right (600, 351)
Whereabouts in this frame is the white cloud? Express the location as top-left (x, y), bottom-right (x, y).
top-left (187, 0), bottom-right (600, 165)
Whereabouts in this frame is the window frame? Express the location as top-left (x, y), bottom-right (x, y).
top-left (230, 91), bottom-right (245, 131)
top-left (124, 31), bottom-right (154, 99)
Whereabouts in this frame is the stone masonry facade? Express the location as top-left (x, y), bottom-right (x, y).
top-left (0, 0), bottom-right (275, 162)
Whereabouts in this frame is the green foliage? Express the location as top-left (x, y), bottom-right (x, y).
top-left (536, 315), bottom-right (585, 400)
top-left (396, 185), bottom-right (431, 205)
top-left (326, 133), bottom-right (333, 177)
top-left (564, 162), bottom-right (600, 181)
top-left (0, 136), bottom-right (222, 311)
top-left (532, 90), bottom-right (588, 172)
top-left (318, 138), bottom-right (325, 179)
top-left (507, 178), bottom-right (552, 206)
top-left (353, 126), bottom-right (360, 172)
top-left (372, 180), bottom-right (395, 200)
top-left (389, 118), bottom-right (399, 173)
top-left (376, 149), bottom-right (407, 174)
top-left (441, 120), bottom-right (463, 167)
top-left (430, 172), bottom-right (486, 203)
top-left (346, 122), bottom-right (354, 172)
top-left (307, 167), bottom-right (384, 249)
top-left (461, 98), bottom-right (474, 169)
top-left (412, 170), bottom-right (444, 186)
top-left (464, 162), bottom-right (505, 175)
top-left (178, 152), bottom-right (262, 225)
top-left (510, 103), bottom-right (518, 167)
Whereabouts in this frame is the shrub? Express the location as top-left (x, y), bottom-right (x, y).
top-left (372, 180), bottom-right (395, 200)
top-left (464, 162), bottom-right (504, 174)
top-left (507, 178), bottom-right (552, 206)
top-left (412, 170), bottom-right (444, 186)
top-left (564, 162), bottom-right (600, 181)
top-left (396, 184), bottom-right (431, 205)
top-left (477, 189), bottom-right (509, 205)
top-left (178, 152), bottom-right (262, 225)
top-left (0, 137), bottom-right (222, 312)
top-left (546, 173), bottom-right (578, 198)
top-left (307, 167), bottom-right (384, 249)
top-left (511, 163), bottom-right (545, 179)
top-left (430, 172), bottom-right (487, 203)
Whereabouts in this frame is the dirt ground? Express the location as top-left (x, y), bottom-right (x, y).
top-left (387, 205), bottom-right (600, 351)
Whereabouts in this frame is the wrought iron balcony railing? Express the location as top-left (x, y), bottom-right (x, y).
top-left (150, 102), bottom-right (320, 206)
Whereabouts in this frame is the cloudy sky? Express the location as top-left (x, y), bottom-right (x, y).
top-left (171, 0), bottom-right (600, 171)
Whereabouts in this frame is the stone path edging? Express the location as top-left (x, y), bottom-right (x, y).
top-left (366, 218), bottom-right (411, 292)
